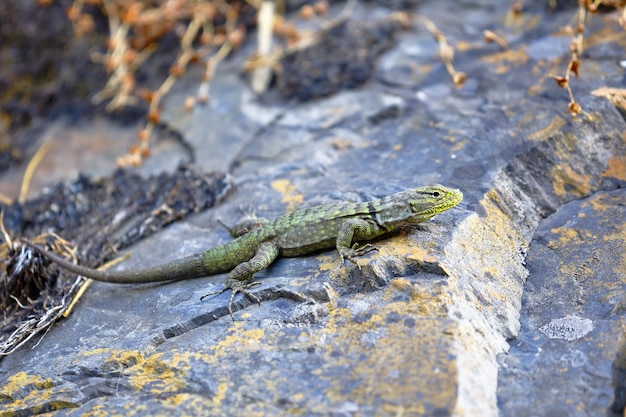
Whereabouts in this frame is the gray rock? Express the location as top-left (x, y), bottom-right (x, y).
top-left (498, 188), bottom-right (626, 417)
top-left (1, 1), bottom-right (626, 416)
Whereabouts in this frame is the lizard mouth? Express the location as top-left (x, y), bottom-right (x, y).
top-left (407, 212), bottom-right (438, 223)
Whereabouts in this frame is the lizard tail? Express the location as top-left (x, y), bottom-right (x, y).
top-left (21, 239), bottom-right (211, 284)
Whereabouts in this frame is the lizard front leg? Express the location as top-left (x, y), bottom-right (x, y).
top-left (219, 215), bottom-right (269, 238)
top-left (336, 218), bottom-right (382, 264)
top-left (202, 241), bottom-right (279, 318)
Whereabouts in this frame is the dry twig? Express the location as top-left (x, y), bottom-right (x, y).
top-left (415, 15), bottom-right (467, 86)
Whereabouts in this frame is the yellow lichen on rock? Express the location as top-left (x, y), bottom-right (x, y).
top-left (270, 179), bottom-right (304, 212)
top-left (315, 302), bottom-right (458, 414)
top-left (527, 115), bottom-right (567, 142)
top-left (551, 163), bottom-right (593, 197)
top-left (0, 371), bottom-right (74, 414)
top-left (602, 153), bottom-right (626, 181)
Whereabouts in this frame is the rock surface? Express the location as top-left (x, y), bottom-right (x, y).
top-left (1, 1), bottom-right (626, 416)
top-left (498, 188), bottom-right (626, 416)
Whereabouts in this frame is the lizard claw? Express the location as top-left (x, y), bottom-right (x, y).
top-left (200, 280), bottom-right (261, 320)
top-left (338, 243), bottom-right (378, 267)
top-left (225, 280), bottom-right (261, 320)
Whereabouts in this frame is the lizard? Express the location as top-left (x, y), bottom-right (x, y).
top-left (22, 184), bottom-right (463, 317)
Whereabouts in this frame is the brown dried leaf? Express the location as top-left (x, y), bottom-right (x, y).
top-left (453, 72), bottom-right (467, 86)
top-left (551, 75), bottom-right (569, 88)
top-left (568, 101), bottom-right (582, 115)
top-left (570, 59), bottom-right (580, 77)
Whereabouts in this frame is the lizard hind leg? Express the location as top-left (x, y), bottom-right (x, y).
top-left (201, 241), bottom-right (279, 320)
top-left (218, 214), bottom-right (269, 238)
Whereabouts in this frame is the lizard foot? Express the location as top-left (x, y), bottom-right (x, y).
top-left (200, 280), bottom-right (261, 320)
top-left (339, 243), bottom-right (378, 268)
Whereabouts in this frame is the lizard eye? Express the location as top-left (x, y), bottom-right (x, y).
top-left (432, 191), bottom-right (441, 198)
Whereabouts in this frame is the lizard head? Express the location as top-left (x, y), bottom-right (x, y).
top-left (405, 184), bottom-right (463, 223)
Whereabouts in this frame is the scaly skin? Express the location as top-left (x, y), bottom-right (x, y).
top-left (23, 184), bottom-right (463, 316)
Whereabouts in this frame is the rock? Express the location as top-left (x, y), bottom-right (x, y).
top-left (498, 188), bottom-right (626, 417)
top-left (1, 1), bottom-right (625, 416)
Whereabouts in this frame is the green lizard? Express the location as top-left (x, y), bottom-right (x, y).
top-left (22, 184), bottom-right (462, 316)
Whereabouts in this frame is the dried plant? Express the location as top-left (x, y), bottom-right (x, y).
top-left (415, 15), bottom-right (467, 87)
top-left (58, 0), bottom-right (626, 164)
top-left (0, 229), bottom-right (84, 356)
top-left (67, 0), bottom-right (250, 166)
top-left (545, 0), bottom-right (626, 116)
